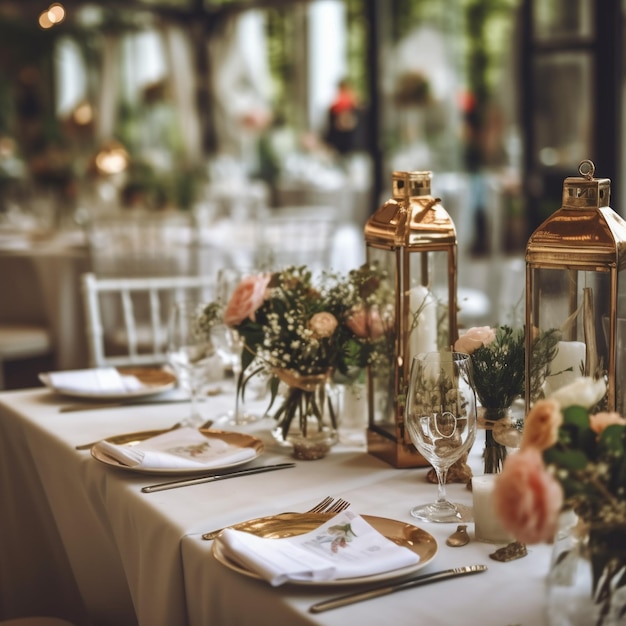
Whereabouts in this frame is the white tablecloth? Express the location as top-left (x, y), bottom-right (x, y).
top-left (0, 386), bottom-right (552, 626)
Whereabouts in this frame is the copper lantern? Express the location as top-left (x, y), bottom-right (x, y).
top-left (364, 170), bottom-right (458, 467)
top-left (525, 160), bottom-right (626, 412)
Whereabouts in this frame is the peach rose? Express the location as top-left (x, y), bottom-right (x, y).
top-left (346, 305), bottom-right (384, 339)
top-left (308, 312), bottom-right (338, 338)
top-left (493, 447), bottom-right (563, 544)
top-left (521, 399), bottom-right (562, 451)
top-left (223, 274), bottom-right (271, 327)
top-left (454, 326), bottom-right (496, 355)
top-left (589, 411), bottom-right (626, 435)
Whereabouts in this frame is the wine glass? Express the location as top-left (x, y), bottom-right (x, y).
top-left (404, 351), bottom-right (477, 523)
top-left (211, 268), bottom-right (261, 425)
top-left (167, 299), bottom-right (216, 428)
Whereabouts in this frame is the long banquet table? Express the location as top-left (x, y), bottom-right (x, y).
top-left (0, 385), bottom-right (552, 626)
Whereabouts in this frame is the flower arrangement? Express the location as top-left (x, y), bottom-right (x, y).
top-left (493, 376), bottom-right (626, 624)
top-left (454, 325), bottom-right (525, 473)
top-left (494, 375), bottom-right (625, 542)
top-left (201, 264), bottom-right (391, 441)
top-left (454, 325), bottom-right (560, 473)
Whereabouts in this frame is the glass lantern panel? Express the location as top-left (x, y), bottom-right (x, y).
top-left (613, 273), bottom-right (626, 413)
top-left (406, 249), bottom-right (451, 365)
top-left (528, 266), bottom-right (610, 405)
top-left (366, 246), bottom-right (397, 433)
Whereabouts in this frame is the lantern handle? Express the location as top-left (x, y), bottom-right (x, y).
top-left (578, 159), bottom-right (595, 180)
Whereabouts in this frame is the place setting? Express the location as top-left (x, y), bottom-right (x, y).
top-left (204, 497), bottom-right (488, 613)
top-left (39, 365), bottom-right (178, 402)
top-left (89, 425), bottom-right (264, 475)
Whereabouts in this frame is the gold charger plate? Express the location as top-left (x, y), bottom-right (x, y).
top-left (40, 366), bottom-right (177, 401)
top-left (90, 427), bottom-right (264, 475)
top-left (212, 512), bottom-right (438, 586)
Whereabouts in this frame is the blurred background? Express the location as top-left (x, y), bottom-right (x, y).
top-left (0, 0), bottom-right (621, 386)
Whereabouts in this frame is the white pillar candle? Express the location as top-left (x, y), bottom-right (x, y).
top-left (543, 340), bottom-right (586, 396)
top-left (472, 474), bottom-right (513, 544)
top-left (409, 285), bottom-right (438, 359)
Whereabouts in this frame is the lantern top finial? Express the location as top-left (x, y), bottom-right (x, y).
top-left (579, 159), bottom-right (595, 180)
top-left (391, 171), bottom-right (431, 199)
top-left (561, 159), bottom-right (610, 210)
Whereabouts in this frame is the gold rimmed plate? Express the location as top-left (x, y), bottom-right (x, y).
top-left (39, 366), bottom-right (177, 401)
top-left (212, 512), bottom-right (438, 586)
top-left (90, 427), bottom-right (264, 475)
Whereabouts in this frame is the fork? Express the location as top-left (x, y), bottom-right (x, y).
top-left (324, 498), bottom-right (351, 513)
top-left (201, 496), bottom-right (349, 540)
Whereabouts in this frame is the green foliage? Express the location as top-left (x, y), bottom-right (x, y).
top-left (544, 396), bottom-right (626, 525)
top-left (470, 325), bottom-right (525, 409)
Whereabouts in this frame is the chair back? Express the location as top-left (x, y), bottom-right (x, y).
top-left (81, 272), bottom-right (215, 368)
top-left (84, 210), bottom-right (197, 277)
top-left (254, 209), bottom-right (339, 272)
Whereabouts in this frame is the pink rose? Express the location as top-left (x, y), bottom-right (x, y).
top-left (454, 326), bottom-right (496, 355)
top-left (308, 312), bottom-right (338, 338)
top-left (589, 411), bottom-right (626, 435)
top-left (493, 447), bottom-right (563, 544)
top-left (347, 305), bottom-right (385, 339)
top-left (223, 274), bottom-right (271, 327)
top-left (521, 399), bottom-right (562, 451)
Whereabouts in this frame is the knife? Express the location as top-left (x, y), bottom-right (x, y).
top-left (60, 397), bottom-right (189, 413)
top-left (141, 462), bottom-right (296, 493)
top-left (59, 387), bottom-right (223, 413)
top-left (309, 564), bottom-right (487, 613)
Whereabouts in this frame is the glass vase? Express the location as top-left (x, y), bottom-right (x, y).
top-left (271, 369), bottom-right (339, 460)
top-left (547, 513), bottom-right (626, 626)
top-left (481, 406), bottom-right (512, 474)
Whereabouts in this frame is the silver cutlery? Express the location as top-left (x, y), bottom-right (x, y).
top-left (201, 496), bottom-right (350, 540)
top-left (60, 387), bottom-right (223, 414)
top-left (61, 397), bottom-right (189, 414)
top-left (141, 462), bottom-right (296, 493)
top-left (309, 564), bottom-right (488, 613)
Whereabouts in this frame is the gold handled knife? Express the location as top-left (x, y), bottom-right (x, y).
top-left (309, 565), bottom-right (487, 613)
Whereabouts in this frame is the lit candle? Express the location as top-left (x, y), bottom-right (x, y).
top-left (472, 474), bottom-right (513, 544)
top-left (409, 285), bottom-right (438, 359)
top-left (543, 340), bottom-right (586, 396)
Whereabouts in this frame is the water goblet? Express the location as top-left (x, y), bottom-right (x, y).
top-left (404, 351), bottom-right (478, 523)
top-left (212, 267), bottom-right (262, 425)
top-left (167, 299), bottom-right (216, 428)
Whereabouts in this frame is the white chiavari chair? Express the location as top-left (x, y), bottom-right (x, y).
top-left (81, 272), bottom-right (215, 368)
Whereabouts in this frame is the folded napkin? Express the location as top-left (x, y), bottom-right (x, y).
top-left (94, 427), bottom-right (256, 470)
top-left (216, 509), bottom-right (420, 586)
top-left (48, 368), bottom-right (143, 394)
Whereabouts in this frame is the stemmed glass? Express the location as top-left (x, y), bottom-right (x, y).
top-left (404, 351), bottom-right (477, 523)
top-left (167, 299), bottom-right (216, 428)
top-left (211, 268), bottom-right (261, 425)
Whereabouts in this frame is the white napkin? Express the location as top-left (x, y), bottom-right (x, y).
top-left (93, 427), bottom-right (257, 470)
top-left (48, 368), bottom-right (143, 394)
top-left (216, 509), bottom-right (420, 586)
